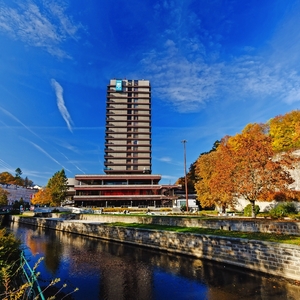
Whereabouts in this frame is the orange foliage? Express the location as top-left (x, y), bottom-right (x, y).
top-left (195, 145), bottom-right (237, 212)
top-left (0, 172), bottom-right (15, 184)
top-left (269, 110), bottom-right (300, 152)
top-left (195, 123), bottom-right (298, 216)
top-left (31, 188), bottom-right (52, 206)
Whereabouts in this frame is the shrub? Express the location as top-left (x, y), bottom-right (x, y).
top-left (269, 202), bottom-right (297, 218)
top-left (180, 204), bottom-right (187, 212)
top-left (0, 229), bottom-right (21, 294)
top-left (244, 204), bottom-right (260, 217)
top-left (159, 208), bottom-right (172, 212)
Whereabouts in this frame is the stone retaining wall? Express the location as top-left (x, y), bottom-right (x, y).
top-left (76, 214), bottom-right (300, 235)
top-left (10, 216), bottom-right (300, 281)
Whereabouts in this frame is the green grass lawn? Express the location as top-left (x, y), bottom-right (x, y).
top-left (108, 222), bottom-right (300, 246)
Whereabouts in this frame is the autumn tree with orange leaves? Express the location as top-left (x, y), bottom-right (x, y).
top-left (31, 188), bottom-right (52, 206)
top-left (195, 123), bottom-right (298, 217)
top-left (269, 110), bottom-right (300, 152)
top-left (195, 148), bottom-right (236, 213)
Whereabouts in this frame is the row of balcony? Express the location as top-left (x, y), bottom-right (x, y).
top-left (106, 122), bottom-right (151, 127)
top-left (105, 141), bottom-right (151, 146)
top-left (104, 155), bottom-right (147, 159)
top-left (106, 95), bottom-right (151, 99)
top-left (106, 112), bottom-right (151, 116)
top-left (105, 149), bottom-right (151, 153)
top-left (105, 130), bottom-right (151, 135)
top-left (104, 161), bottom-right (151, 167)
top-left (106, 107), bottom-right (151, 111)
top-left (106, 118), bottom-right (151, 122)
top-left (104, 170), bottom-right (153, 175)
top-left (107, 92), bottom-right (150, 96)
top-left (105, 136), bottom-right (151, 140)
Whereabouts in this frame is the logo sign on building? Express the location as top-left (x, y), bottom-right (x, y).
top-left (116, 80), bottom-right (123, 92)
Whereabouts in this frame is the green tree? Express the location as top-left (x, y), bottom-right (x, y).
top-left (15, 168), bottom-right (22, 178)
top-left (24, 176), bottom-right (33, 188)
top-left (12, 200), bottom-right (20, 210)
top-left (176, 141), bottom-right (221, 195)
top-left (0, 187), bottom-right (9, 206)
top-left (14, 168), bottom-right (23, 186)
top-left (47, 169), bottom-right (68, 206)
top-left (176, 161), bottom-right (197, 193)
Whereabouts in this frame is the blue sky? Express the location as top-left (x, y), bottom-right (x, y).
top-left (0, 0), bottom-right (300, 186)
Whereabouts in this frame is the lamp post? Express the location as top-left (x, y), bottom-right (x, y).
top-left (181, 140), bottom-right (189, 212)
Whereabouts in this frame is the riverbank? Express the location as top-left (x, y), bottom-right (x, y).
top-left (10, 215), bottom-right (300, 282)
top-left (27, 211), bottom-right (300, 235)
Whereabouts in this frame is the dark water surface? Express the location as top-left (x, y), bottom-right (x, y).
top-left (8, 222), bottom-right (300, 300)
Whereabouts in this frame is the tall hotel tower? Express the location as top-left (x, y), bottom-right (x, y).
top-left (73, 79), bottom-right (179, 208)
top-left (105, 79), bottom-right (151, 174)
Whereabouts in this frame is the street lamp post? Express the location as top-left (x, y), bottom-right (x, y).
top-left (181, 140), bottom-right (189, 212)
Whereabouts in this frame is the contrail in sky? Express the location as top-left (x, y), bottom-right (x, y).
top-left (0, 158), bottom-right (14, 172)
top-left (28, 141), bottom-right (71, 173)
top-left (51, 79), bottom-right (73, 132)
top-left (0, 105), bottom-right (43, 140)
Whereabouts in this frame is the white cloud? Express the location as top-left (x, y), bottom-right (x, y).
top-left (51, 79), bottom-right (73, 132)
top-left (142, 38), bottom-right (300, 113)
top-left (0, 0), bottom-right (83, 58)
top-left (141, 1), bottom-right (300, 113)
top-left (159, 157), bottom-right (172, 163)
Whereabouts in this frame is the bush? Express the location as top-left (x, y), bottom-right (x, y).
top-left (159, 208), bottom-right (172, 212)
top-left (269, 202), bottom-right (297, 219)
top-left (180, 205), bottom-right (187, 212)
top-left (0, 229), bottom-right (22, 294)
top-left (244, 204), bottom-right (260, 217)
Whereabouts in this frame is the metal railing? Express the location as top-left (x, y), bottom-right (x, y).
top-left (20, 252), bottom-right (45, 300)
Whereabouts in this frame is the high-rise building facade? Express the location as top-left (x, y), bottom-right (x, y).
top-left (72, 79), bottom-right (180, 208)
top-left (104, 79), bottom-right (151, 174)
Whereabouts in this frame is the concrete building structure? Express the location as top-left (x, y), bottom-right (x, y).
top-left (73, 174), bottom-right (177, 207)
top-left (105, 79), bottom-right (151, 174)
top-left (72, 79), bottom-right (180, 207)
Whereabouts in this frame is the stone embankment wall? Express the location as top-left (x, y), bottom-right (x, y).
top-left (10, 215), bottom-right (300, 281)
top-left (76, 214), bottom-right (300, 235)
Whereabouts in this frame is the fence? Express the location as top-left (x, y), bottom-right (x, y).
top-left (20, 252), bottom-right (45, 300)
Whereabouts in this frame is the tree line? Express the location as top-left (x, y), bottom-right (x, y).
top-left (0, 168), bottom-right (34, 187)
top-left (176, 110), bottom-right (300, 217)
top-left (0, 169), bottom-right (68, 207)
top-left (0, 168), bottom-right (34, 206)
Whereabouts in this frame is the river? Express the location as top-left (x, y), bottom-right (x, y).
top-left (7, 222), bottom-right (300, 300)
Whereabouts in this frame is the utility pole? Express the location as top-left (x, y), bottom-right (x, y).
top-left (181, 140), bottom-right (188, 212)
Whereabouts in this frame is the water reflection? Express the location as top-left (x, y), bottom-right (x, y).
top-left (8, 222), bottom-right (300, 300)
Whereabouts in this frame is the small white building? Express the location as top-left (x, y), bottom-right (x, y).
top-left (174, 193), bottom-right (199, 210)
